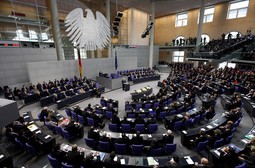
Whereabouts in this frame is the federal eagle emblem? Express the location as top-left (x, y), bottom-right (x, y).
top-left (65, 8), bottom-right (110, 51)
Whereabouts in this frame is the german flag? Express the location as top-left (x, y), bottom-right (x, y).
top-left (77, 49), bottom-right (82, 79)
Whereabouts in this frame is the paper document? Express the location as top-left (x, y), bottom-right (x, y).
top-left (206, 125), bottom-right (213, 129)
top-left (121, 159), bottom-right (125, 165)
top-left (44, 135), bottom-right (51, 139)
top-left (184, 156), bottom-right (194, 164)
top-left (147, 157), bottom-right (156, 165)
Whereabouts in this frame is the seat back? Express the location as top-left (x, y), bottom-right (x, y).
top-left (135, 103), bottom-right (142, 110)
top-left (158, 111), bottom-right (166, 119)
top-left (148, 124), bottom-right (158, 133)
top-left (235, 162), bottom-right (246, 168)
top-left (25, 142), bottom-right (37, 155)
top-left (109, 123), bottom-right (118, 132)
top-left (196, 140), bottom-right (208, 152)
top-left (131, 144), bottom-right (143, 155)
top-left (15, 137), bottom-right (25, 150)
top-left (77, 115), bottom-right (86, 125)
top-left (105, 111), bottom-right (113, 119)
top-left (225, 133), bottom-right (233, 145)
top-left (48, 154), bottom-right (62, 168)
top-left (153, 102), bottom-right (160, 108)
top-left (144, 103), bottom-right (151, 110)
top-left (84, 137), bottom-right (96, 149)
top-left (121, 124), bottom-right (131, 133)
top-left (62, 129), bottom-right (74, 141)
top-left (135, 124), bottom-right (145, 133)
top-left (71, 111), bottom-right (78, 121)
top-left (114, 143), bottom-right (127, 154)
top-left (169, 110), bottom-right (176, 116)
top-left (200, 112), bottom-right (206, 121)
top-left (150, 148), bottom-right (162, 156)
top-left (192, 115), bottom-right (200, 125)
top-left (184, 118), bottom-right (192, 129)
top-left (98, 141), bottom-right (111, 152)
top-left (37, 113), bottom-right (44, 122)
top-left (87, 117), bottom-right (95, 126)
top-left (173, 120), bottom-right (183, 131)
top-left (164, 143), bottom-right (177, 154)
top-left (62, 162), bottom-right (74, 168)
top-left (45, 121), bottom-right (54, 131)
top-left (65, 109), bottom-right (72, 117)
top-left (55, 126), bottom-right (63, 137)
top-left (214, 138), bottom-right (224, 149)
top-left (127, 113), bottom-right (136, 118)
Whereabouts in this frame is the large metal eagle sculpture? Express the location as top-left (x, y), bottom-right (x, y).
top-left (65, 8), bottom-right (110, 51)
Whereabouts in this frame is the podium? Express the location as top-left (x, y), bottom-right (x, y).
top-left (123, 83), bottom-right (130, 91)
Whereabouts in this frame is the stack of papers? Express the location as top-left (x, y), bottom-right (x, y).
top-left (184, 156), bottom-right (194, 164)
top-left (147, 157), bottom-right (159, 165)
top-left (27, 124), bottom-right (38, 132)
top-left (120, 159), bottom-right (125, 165)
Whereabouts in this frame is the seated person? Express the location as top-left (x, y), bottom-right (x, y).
top-left (111, 113), bottom-right (121, 127)
top-left (190, 128), bottom-right (208, 148)
top-left (87, 126), bottom-right (100, 144)
top-left (104, 151), bottom-right (120, 167)
top-left (238, 146), bottom-right (255, 168)
top-left (62, 120), bottom-right (82, 137)
top-left (40, 106), bottom-right (49, 121)
top-left (50, 143), bottom-right (66, 162)
top-left (73, 104), bottom-right (83, 116)
top-left (207, 129), bottom-right (222, 148)
top-left (131, 131), bottom-right (144, 145)
top-left (65, 144), bottom-right (84, 168)
top-left (226, 107), bottom-right (242, 121)
top-left (89, 110), bottom-right (105, 128)
top-left (77, 87), bottom-right (85, 94)
top-left (162, 130), bottom-right (174, 144)
top-left (134, 115), bottom-right (145, 125)
top-left (82, 152), bottom-right (102, 168)
top-left (194, 157), bottom-right (209, 168)
top-left (148, 139), bottom-right (162, 153)
top-left (99, 132), bottom-right (111, 143)
top-left (114, 133), bottom-right (130, 147)
top-left (205, 106), bottom-right (216, 120)
top-left (146, 115), bottom-right (156, 126)
top-left (164, 155), bottom-right (180, 168)
top-left (221, 146), bottom-right (242, 168)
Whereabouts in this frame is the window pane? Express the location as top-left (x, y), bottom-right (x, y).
top-left (182, 19), bottom-right (187, 26)
top-left (173, 57), bottom-right (179, 62)
top-left (204, 7), bottom-right (215, 15)
top-left (237, 8), bottom-right (247, 17)
top-left (177, 20), bottom-right (182, 27)
top-left (205, 14), bottom-right (213, 22)
top-left (178, 13), bottom-right (187, 19)
top-left (228, 10), bottom-right (237, 19)
top-left (179, 51), bottom-right (185, 56)
top-left (179, 57), bottom-right (184, 62)
top-left (230, 0), bottom-right (249, 10)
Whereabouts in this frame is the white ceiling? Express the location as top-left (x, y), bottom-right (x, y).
top-left (110, 0), bottom-right (232, 17)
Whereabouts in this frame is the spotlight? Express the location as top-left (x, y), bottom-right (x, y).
top-left (113, 21), bottom-right (119, 26)
top-left (114, 17), bottom-right (121, 22)
top-left (117, 11), bottom-right (123, 18)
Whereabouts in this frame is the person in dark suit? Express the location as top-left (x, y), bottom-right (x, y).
top-left (162, 130), bottom-right (174, 144)
top-left (221, 146), bottom-right (242, 168)
top-left (99, 132), bottom-right (112, 144)
top-left (111, 113), bottom-right (121, 127)
top-left (131, 131), bottom-right (144, 145)
top-left (164, 155), bottom-right (180, 168)
top-left (87, 126), bottom-right (100, 142)
top-left (82, 152), bottom-right (102, 168)
top-left (146, 115), bottom-right (156, 126)
top-left (104, 151), bottom-right (120, 167)
top-left (148, 139), bottom-right (162, 153)
top-left (115, 133), bottom-right (130, 147)
top-left (50, 143), bottom-right (66, 162)
top-left (73, 104), bottom-right (83, 116)
top-left (65, 144), bottom-right (84, 168)
top-left (134, 115), bottom-right (145, 125)
top-left (39, 107), bottom-right (49, 121)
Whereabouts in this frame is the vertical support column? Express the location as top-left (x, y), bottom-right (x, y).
top-left (195, 0), bottom-right (206, 53)
top-left (106, 0), bottom-right (112, 58)
top-left (149, 1), bottom-right (155, 68)
top-left (48, 0), bottom-right (64, 60)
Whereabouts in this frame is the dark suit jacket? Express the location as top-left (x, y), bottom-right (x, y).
top-left (104, 157), bottom-right (120, 168)
top-left (131, 136), bottom-right (144, 145)
top-left (66, 151), bottom-right (84, 168)
top-left (163, 134), bottom-right (174, 144)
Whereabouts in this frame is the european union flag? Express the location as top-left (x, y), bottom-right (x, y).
top-left (115, 50), bottom-right (118, 70)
